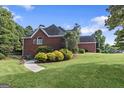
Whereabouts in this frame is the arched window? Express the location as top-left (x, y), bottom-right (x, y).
top-left (36, 37), bottom-right (43, 45)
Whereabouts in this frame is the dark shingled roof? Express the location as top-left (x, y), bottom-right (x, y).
top-left (43, 24), bottom-right (65, 35)
top-left (29, 24), bottom-right (96, 42)
top-left (80, 36), bottom-right (96, 42)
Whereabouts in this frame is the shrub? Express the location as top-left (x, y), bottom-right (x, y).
top-left (25, 55), bottom-right (33, 60)
top-left (79, 48), bottom-right (85, 54)
top-left (36, 46), bottom-right (53, 53)
top-left (72, 48), bottom-right (79, 53)
top-left (53, 50), bottom-right (64, 61)
top-left (96, 48), bottom-right (101, 53)
top-left (35, 52), bottom-right (47, 62)
top-left (0, 45), bottom-right (13, 56)
top-left (0, 53), bottom-right (5, 60)
top-left (59, 49), bottom-right (73, 60)
top-left (13, 50), bottom-right (22, 55)
top-left (85, 49), bottom-right (89, 52)
top-left (47, 53), bottom-right (56, 62)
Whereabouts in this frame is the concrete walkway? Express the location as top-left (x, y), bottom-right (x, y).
top-left (24, 60), bottom-right (45, 72)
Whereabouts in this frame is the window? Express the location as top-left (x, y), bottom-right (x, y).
top-left (37, 37), bottom-right (43, 45)
top-left (33, 39), bottom-right (36, 45)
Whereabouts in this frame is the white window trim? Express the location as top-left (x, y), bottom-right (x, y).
top-left (36, 37), bottom-right (43, 45)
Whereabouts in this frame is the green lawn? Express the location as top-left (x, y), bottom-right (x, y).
top-left (0, 53), bottom-right (124, 88)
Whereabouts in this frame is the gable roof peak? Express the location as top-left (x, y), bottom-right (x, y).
top-left (49, 24), bottom-right (58, 28)
top-left (51, 24), bottom-right (56, 26)
top-left (39, 24), bottom-right (45, 28)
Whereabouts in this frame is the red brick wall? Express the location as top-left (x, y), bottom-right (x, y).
top-left (78, 43), bottom-right (96, 52)
top-left (23, 29), bottom-right (96, 56)
top-left (23, 29), bottom-right (64, 56)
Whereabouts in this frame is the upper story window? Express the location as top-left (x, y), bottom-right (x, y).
top-left (36, 37), bottom-right (43, 45)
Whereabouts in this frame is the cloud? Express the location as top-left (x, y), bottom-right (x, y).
top-left (65, 25), bottom-right (72, 29)
top-left (81, 25), bottom-right (107, 34)
top-left (21, 5), bottom-right (35, 11)
top-left (91, 16), bottom-right (108, 26)
top-left (81, 16), bottom-right (108, 34)
top-left (13, 15), bottom-right (23, 22)
top-left (2, 6), bottom-right (23, 22)
top-left (12, 12), bottom-right (23, 22)
top-left (1, 6), bottom-right (10, 11)
top-left (63, 24), bottom-right (73, 30)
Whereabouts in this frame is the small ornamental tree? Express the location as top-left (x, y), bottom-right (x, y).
top-left (93, 30), bottom-right (106, 52)
top-left (64, 23), bottom-right (81, 53)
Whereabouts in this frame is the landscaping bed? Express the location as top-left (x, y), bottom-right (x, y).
top-left (34, 48), bottom-right (73, 63)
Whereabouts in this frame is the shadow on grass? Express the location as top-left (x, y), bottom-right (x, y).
top-left (1, 63), bottom-right (124, 88)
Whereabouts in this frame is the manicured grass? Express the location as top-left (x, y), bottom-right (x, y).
top-left (0, 58), bottom-right (29, 77)
top-left (0, 53), bottom-right (124, 88)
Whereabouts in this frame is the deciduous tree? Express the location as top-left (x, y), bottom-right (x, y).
top-left (93, 30), bottom-right (106, 52)
top-left (0, 7), bottom-right (26, 55)
top-left (64, 23), bottom-right (81, 53)
top-left (105, 5), bottom-right (124, 49)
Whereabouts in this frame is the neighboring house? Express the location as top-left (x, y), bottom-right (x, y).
top-left (22, 24), bottom-right (96, 56)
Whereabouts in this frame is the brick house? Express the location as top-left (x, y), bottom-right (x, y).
top-left (22, 24), bottom-right (96, 56)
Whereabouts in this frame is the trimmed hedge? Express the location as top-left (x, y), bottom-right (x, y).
top-left (47, 53), bottom-right (56, 62)
top-left (53, 50), bottom-right (64, 61)
top-left (79, 48), bottom-right (85, 54)
top-left (0, 53), bottom-right (5, 60)
top-left (36, 46), bottom-right (53, 53)
top-left (72, 48), bottom-right (79, 53)
top-left (59, 49), bottom-right (73, 60)
top-left (35, 52), bottom-right (47, 62)
top-left (35, 49), bottom-right (73, 62)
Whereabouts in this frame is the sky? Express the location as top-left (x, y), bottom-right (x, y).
top-left (3, 5), bottom-right (116, 45)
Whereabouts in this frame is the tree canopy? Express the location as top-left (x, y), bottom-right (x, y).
top-left (93, 29), bottom-right (106, 52)
top-left (105, 5), bottom-right (124, 50)
top-left (105, 5), bottom-right (124, 30)
top-left (64, 23), bottom-right (81, 53)
top-left (25, 25), bottom-right (33, 36)
top-left (0, 7), bottom-right (27, 55)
